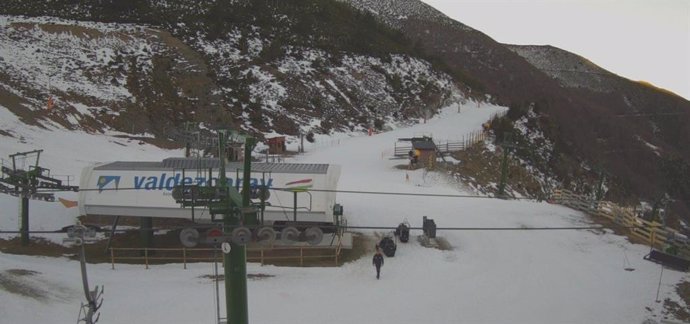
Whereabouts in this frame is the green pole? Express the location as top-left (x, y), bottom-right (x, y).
top-left (242, 138), bottom-right (255, 210)
top-left (217, 131), bottom-right (237, 324)
top-left (227, 239), bottom-right (248, 324)
top-left (293, 191), bottom-right (297, 222)
top-left (221, 133), bottom-right (256, 324)
top-left (20, 195), bottom-right (29, 246)
top-left (230, 137), bottom-right (255, 324)
top-left (497, 147), bottom-right (509, 197)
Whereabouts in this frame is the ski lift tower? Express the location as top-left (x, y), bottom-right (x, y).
top-left (172, 130), bottom-right (257, 324)
top-left (0, 149), bottom-right (78, 246)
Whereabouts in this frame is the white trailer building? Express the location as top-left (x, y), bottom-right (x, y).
top-left (78, 158), bottom-right (344, 229)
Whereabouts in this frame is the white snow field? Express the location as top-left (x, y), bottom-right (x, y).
top-left (1, 102), bottom-right (688, 324)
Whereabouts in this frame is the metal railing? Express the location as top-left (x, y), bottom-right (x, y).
top-left (393, 130), bottom-right (487, 157)
top-left (109, 242), bottom-right (344, 270)
top-left (552, 189), bottom-right (690, 258)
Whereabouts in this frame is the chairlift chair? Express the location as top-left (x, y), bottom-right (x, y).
top-left (395, 221), bottom-right (411, 243)
top-left (379, 234), bottom-right (397, 257)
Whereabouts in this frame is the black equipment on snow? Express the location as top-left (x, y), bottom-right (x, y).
top-left (395, 221), bottom-right (410, 243)
top-left (422, 216), bottom-right (436, 239)
top-left (379, 236), bottom-right (397, 257)
top-left (644, 249), bottom-right (690, 272)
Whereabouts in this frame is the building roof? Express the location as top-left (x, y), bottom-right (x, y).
top-left (94, 158), bottom-right (330, 174)
top-left (412, 141), bottom-right (437, 150)
top-left (267, 136), bottom-right (286, 142)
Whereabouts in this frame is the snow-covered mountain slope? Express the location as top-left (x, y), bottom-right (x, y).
top-left (4, 0), bottom-right (690, 231)
top-left (0, 15), bottom-right (221, 134)
top-left (1, 101), bottom-right (688, 324)
top-left (0, 13), bottom-right (462, 138)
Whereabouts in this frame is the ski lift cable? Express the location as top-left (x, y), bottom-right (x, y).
top-left (34, 186), bottom-right (536, 200)
top-left (34, 186), bottom-right (690, 202)
top-left (0, 224), bottom-right (662, 235)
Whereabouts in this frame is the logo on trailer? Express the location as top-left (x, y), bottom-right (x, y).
top-left (97, 176), bottom-right (121, 193)
top-left (285, 179), bottom-right (313, 192)
top-left (130, 173), bottom-right (274, 191)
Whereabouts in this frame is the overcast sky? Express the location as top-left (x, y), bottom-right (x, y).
top-left (420, 0), bottom-right (690, 100)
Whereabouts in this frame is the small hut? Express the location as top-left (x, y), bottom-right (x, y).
top-left (411, 139), bottom-right (437, 168)
top-left (267, 136), bottom-right (287, 154)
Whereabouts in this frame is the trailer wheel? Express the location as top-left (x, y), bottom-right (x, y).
top-left (280, 227), bottom-right (300, 244)
top-left (179, 228), bottom-right (200, 248)
top-left (256, 227), bottom-right (277, 245)
top-left (304, 227), bottom-right (324, 245)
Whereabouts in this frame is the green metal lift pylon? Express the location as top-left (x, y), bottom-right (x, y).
top-left (217, 131), bottom-right (257, 324)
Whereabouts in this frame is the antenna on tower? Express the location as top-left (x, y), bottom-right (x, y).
top-left (64, 223), bottom-right (104, 324)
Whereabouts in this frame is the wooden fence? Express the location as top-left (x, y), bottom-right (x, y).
top-left (393, 130), bottom-right (488, 157)
top-left (552, 189), bottom-right (690, 259)
top-left (109, 242), bottom-right (344, 270)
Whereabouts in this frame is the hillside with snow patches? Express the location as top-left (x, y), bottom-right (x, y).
top-left (0, 13), bottom-right (460, 138)
top-left (1, 101), bottom-right (689, 324)
top-left (0, 14), bottom-right (222, 134)
top-left (4, 0), bottom-right (690, 234)
top-left (0, 16), bottom-right (142, 127)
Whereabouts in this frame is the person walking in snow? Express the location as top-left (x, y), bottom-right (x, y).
top-left (372, 248), bottom-right (384, 279)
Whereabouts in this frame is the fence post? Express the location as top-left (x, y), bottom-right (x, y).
top-left (110, 248), bottom-right (115, 270)
top-left (145, 248), bottom-right (149, 270)
top-left (261, 249), bottom-right (264, 266)
top-left (183, 247), bottom-right (187, 270)
top-left (300, 248), bottom-right (304, 267)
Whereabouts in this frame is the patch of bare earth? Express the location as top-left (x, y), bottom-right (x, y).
top-left (0, 268), bottom-right (48, 300)
top-left (449, 142), bottom-right (543, 198)
top-left (663, 281), bottom-right (690, 322)
top-left (0, 237), bottom-right (69, 257)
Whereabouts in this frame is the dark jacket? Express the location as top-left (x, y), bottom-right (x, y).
top-left (373, 253), bottom-right (384, 267)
